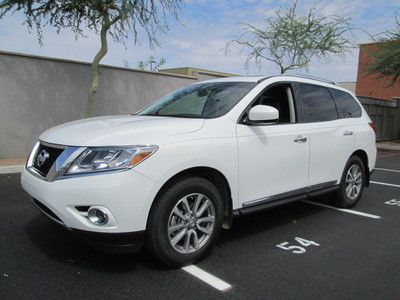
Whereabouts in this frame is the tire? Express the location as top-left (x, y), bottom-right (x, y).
top-left (334, 156), bottom-right (366, 208)
top-left (146, 177), bottom-right (223, 268)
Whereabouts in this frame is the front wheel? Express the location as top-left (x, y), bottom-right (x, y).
top-left (334, 156), bottom-right (366, 208)
top-left (146, 177), bottom-right (223, 267)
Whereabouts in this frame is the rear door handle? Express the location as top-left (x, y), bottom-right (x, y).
top-left (294, 135), bottom-right (307, 143)
top-left (343, 130), bottom-right (353, 136)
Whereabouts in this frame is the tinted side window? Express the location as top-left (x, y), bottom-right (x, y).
top-left (298, 84), bottom-right (338, 122)
top-left (329, 89), bottom-right (362, 118)
top-left (250, 85), bottom-right (292, 123)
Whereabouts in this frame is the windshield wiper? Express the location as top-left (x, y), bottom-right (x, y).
top-left (161, 113), bottom-right (203, 118)
top-left (139, 113), bottom-right (202, 118)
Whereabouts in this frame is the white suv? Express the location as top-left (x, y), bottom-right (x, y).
top-left (21, 75), bottom-right (377, 266)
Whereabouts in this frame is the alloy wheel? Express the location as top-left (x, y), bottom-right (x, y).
top-left (345, 164), bottom-right (363, 200)
top-left (167, 193), bottom-right (215, 254)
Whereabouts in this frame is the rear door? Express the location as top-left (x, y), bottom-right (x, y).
top-left (294, 83), bottom-right (355, 188)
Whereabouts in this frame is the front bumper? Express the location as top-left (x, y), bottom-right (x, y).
top-left (21, 166), bottom-right (160, 234)
top-left (30, 196), bottom-right (145, 253)
top-left (71, 228), bottom-right (145, 253)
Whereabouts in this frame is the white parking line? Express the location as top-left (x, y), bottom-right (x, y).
top-left (302, 200), bottom-right (381, 219)
top-left (182, 265), bottom-right (232, 292)
top-left (375, 168), bottom-right (400, 173)
top-left (371, 181), bottom-right (400, 188)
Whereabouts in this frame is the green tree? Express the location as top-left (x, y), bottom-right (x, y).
top-left (366, 17), bottom-right (400, 86)
top-left (137, 55), bottom-right (166, 71)
top-left (0, 0), bottom-right (183, 117)
top-left (226, 0), bottom-right (354, 74)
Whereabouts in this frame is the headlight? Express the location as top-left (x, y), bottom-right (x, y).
top-left (64, 145), bottom-right (158, 175)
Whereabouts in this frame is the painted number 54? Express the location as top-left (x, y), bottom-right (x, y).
top-left (276, 237), bottom-right (320, 254)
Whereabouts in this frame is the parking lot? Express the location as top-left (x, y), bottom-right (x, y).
top-left (1, 150), bottom-right (400, 299)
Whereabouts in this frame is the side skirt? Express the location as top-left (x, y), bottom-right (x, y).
top-left (236, 181), bottom-right (339, 215)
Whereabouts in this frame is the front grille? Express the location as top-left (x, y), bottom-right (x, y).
top-left (75, 206), bottom-right (90, 212)
top-left (32, 199), bottom-right (64, 225)
top-left (32, 143), bottom-right (64, 177)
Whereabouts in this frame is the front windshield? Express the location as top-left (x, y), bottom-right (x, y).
top-left (138, 82), bottom-right (256, 118)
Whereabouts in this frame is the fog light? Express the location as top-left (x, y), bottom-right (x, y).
top-left (87, 207), bottom-right (109, 226)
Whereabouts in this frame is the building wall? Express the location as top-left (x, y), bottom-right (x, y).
top-left (356, 43), bottom-right (400, 100)
top-left (160, 67), bottom-right (236, 80)
top-left (194, 72), bottom-right (227, 82)
top-left (160, 67), bottom-right (190, 77)
top-left (359, 97), bottom-right (400, 141)
top-left (2, 49), bottom-right (398, 159)
top-left (337, 82), bottom-right (356, 93)
top-left (0, 51), bottom-right (197, 159)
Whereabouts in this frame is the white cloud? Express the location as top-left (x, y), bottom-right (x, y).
top-left (0, 0), bottom-right (399, 81)
top-left (169, 39), bottom-right (192, 49)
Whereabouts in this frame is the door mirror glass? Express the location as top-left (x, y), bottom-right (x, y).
top-left (248, 105), bottom-right (279, 123)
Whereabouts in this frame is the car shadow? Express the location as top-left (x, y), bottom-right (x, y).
top-left (24, 196), bottom-right (330, 270)
top-left (24, 215), bottom-right (166, 273)
top-left (217, 199), bottom-right (327, 246)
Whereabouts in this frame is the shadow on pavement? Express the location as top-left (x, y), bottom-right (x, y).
top-left (24, 195), bottom-right (329, 270)
top-left (24, 214), bottom-right (165, 272)
top-left (218, 200), bottom-right (326, 246)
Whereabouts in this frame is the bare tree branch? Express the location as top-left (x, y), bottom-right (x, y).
top-left (0, 0), bottom-right (184, 116)
top-left (226, 0), bottom-right (355, 74)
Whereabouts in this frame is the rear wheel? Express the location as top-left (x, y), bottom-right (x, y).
top-left (146, 177), bottom-right (223, 267)
top-left (334, 156), bottom-right (366, 208)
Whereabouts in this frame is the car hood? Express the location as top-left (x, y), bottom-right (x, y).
top-left (40, 115), bottom-right (205, 146)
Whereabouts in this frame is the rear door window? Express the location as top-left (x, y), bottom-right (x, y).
top-left (329, 89), bottom-right (362, 118)
top-left (298, 84), bottom-right (339, 122)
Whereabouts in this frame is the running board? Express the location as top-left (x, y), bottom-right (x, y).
top-left (237, 182), bottom-right (339, 215)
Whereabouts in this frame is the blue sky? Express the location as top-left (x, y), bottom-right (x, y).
top-left (0, 0), bottom-right (399, 81)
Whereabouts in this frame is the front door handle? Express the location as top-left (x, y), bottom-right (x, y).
top-left (343, 130), bottom-right (353, 136)
top-left (294, 135), bottom-right (307, 143)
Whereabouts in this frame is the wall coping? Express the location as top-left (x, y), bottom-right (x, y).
top-left (0, 49), bottom-right (198, 80)
top-left (358, 96), bottom-right (400, 108)
top-left (161, 67), bottom-right (238, 77)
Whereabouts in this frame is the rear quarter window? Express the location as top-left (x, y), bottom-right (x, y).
top-left (297, 83), bottom-right (339, 123)
top-left (329, 89), bottom-right (362, 118)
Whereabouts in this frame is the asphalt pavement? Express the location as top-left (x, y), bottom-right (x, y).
top-left (1, 150), bottom-right (400, 299)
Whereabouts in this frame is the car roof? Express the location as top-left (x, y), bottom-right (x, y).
top-left (200, 75), bottom-right (354, 95)
top-left (203, 75), bottom-right (334, 84)
top-left (198, 76), bottom-right (268, 83)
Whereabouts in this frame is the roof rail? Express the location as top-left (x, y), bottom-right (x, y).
top-left (256, 74), bottom-right (336, 85)
top-left (283, 74), bottom-right (336, 85)
top-left (257, 76), bottom-right (272, 83)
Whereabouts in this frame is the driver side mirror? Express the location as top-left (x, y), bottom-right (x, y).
top-left (248, 105), bottom-right (279, 123)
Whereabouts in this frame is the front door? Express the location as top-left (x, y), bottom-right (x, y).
top-left (236, 84), bottom-right (310, 207)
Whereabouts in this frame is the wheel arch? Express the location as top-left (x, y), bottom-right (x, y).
top-left (350, 149), bottom-right (370, 186)
top-left (147, 166), bottom-right (234, 230)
